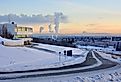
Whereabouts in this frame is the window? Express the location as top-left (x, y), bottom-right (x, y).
top-left (25, 28), bottom-right (27, 31)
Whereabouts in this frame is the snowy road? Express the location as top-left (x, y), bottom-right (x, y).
top-left (0, 50), bottom-right (119, 81)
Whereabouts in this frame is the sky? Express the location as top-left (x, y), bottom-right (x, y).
top-left (0, 0), bottom-right (121, 34)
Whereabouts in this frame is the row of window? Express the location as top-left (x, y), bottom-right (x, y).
top-left (15, 27), bottom-right (33, 32)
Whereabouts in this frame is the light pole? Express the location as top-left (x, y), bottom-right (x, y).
top-left (59, 52), bottom-right (61, 63)
top-left (64, 50), bottom-right (67, 61)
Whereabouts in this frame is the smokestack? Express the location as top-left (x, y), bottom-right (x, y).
top-left (40, 27), bottom-right (44, 33)
top-left (48, 24), bottom-right (52, 33)
top-left (54, 12), bottom-right (62, 34)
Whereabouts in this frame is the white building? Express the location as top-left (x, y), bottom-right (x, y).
top-left (0, 22), bottom-right (17, 36)
top-left (0, 22), bottom-right (33, 38)
top-left (15, 26), bottom-right (33, 38)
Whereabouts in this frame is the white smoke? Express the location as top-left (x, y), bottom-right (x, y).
top-left (0, 13), bottom-right (68, 25)
top-left (54, 12), bottom-right (63, 33)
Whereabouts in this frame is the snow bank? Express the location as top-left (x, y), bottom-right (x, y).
top-left (35, 43), bottom-right (85, 56)
top-left (4, 40), bottom-right (24, 46)
top-left (77, 45), bottom-right (121, 55)
top-left (95, 51), bottom-right (121, 63)
top-left (0, 36), bottom-right (24, 46)
top-left (77, 45), bottom-right (115, 51)
top-left (0, 43), bottom-right (88, 72)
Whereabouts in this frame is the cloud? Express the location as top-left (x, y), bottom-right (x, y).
top-left (0, 13), bottom-right (68, 25)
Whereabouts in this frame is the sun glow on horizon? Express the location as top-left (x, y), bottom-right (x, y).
top-left (0, 0), bottom-right (121, 34)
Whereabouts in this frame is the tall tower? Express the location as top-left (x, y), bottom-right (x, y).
top-left (48, 24), bottom-right (52, 33)
top-left (40, 27), bottom-right (44, 33)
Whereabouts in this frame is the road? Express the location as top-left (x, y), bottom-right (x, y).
top-left (0, 50), bottom-right (119, 80)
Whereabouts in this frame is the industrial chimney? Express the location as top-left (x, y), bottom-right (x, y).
top-left (40, 27), bottom-right (44, 33)
top-left (48, 24), bottom-right (52, 33)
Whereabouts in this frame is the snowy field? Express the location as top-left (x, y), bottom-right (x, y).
top-left (2, 52), bottom-right (121, 82)
top-left (1, 37), bottom-right (121, 82)
top-left (0, 37), bottom-right (87, 72)
top-left (0, 45), bottom-right (87, 71)
top-left (0, 44), bottom-right (63, 71)
top-left (34, 43), bottom-right (86, 55)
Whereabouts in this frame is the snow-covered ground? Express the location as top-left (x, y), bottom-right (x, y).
top-left (77, 45), bottom-right (121, 63)
top-left (77, 45), bottom-right (121, 55)
top-left (41, 66), bottom-right (121, 82)
top-left (1, 36), bottom-right (121, 82)
top-left (77, 45), bottom-right (114, 51)
top-left (0, 44), bottom-right (61, 71)
top-left (0, 36), bottom-right (24, 46)
top-left (95, 51), bottom-right (121, 63)
top-left (34, 43), bottom-right (85, 55)
top-left (2, 62), bottom-right (121, 82)
top-left (0, 36), bottom-right (87, 72)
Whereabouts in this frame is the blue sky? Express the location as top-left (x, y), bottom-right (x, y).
top-left (0, 0), bottom-right (121, 33)
top-left (1, 0), bottom-right (121, 15)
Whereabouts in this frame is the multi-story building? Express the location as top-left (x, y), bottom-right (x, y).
top-left (15, 26), bottom-right (33, 38)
